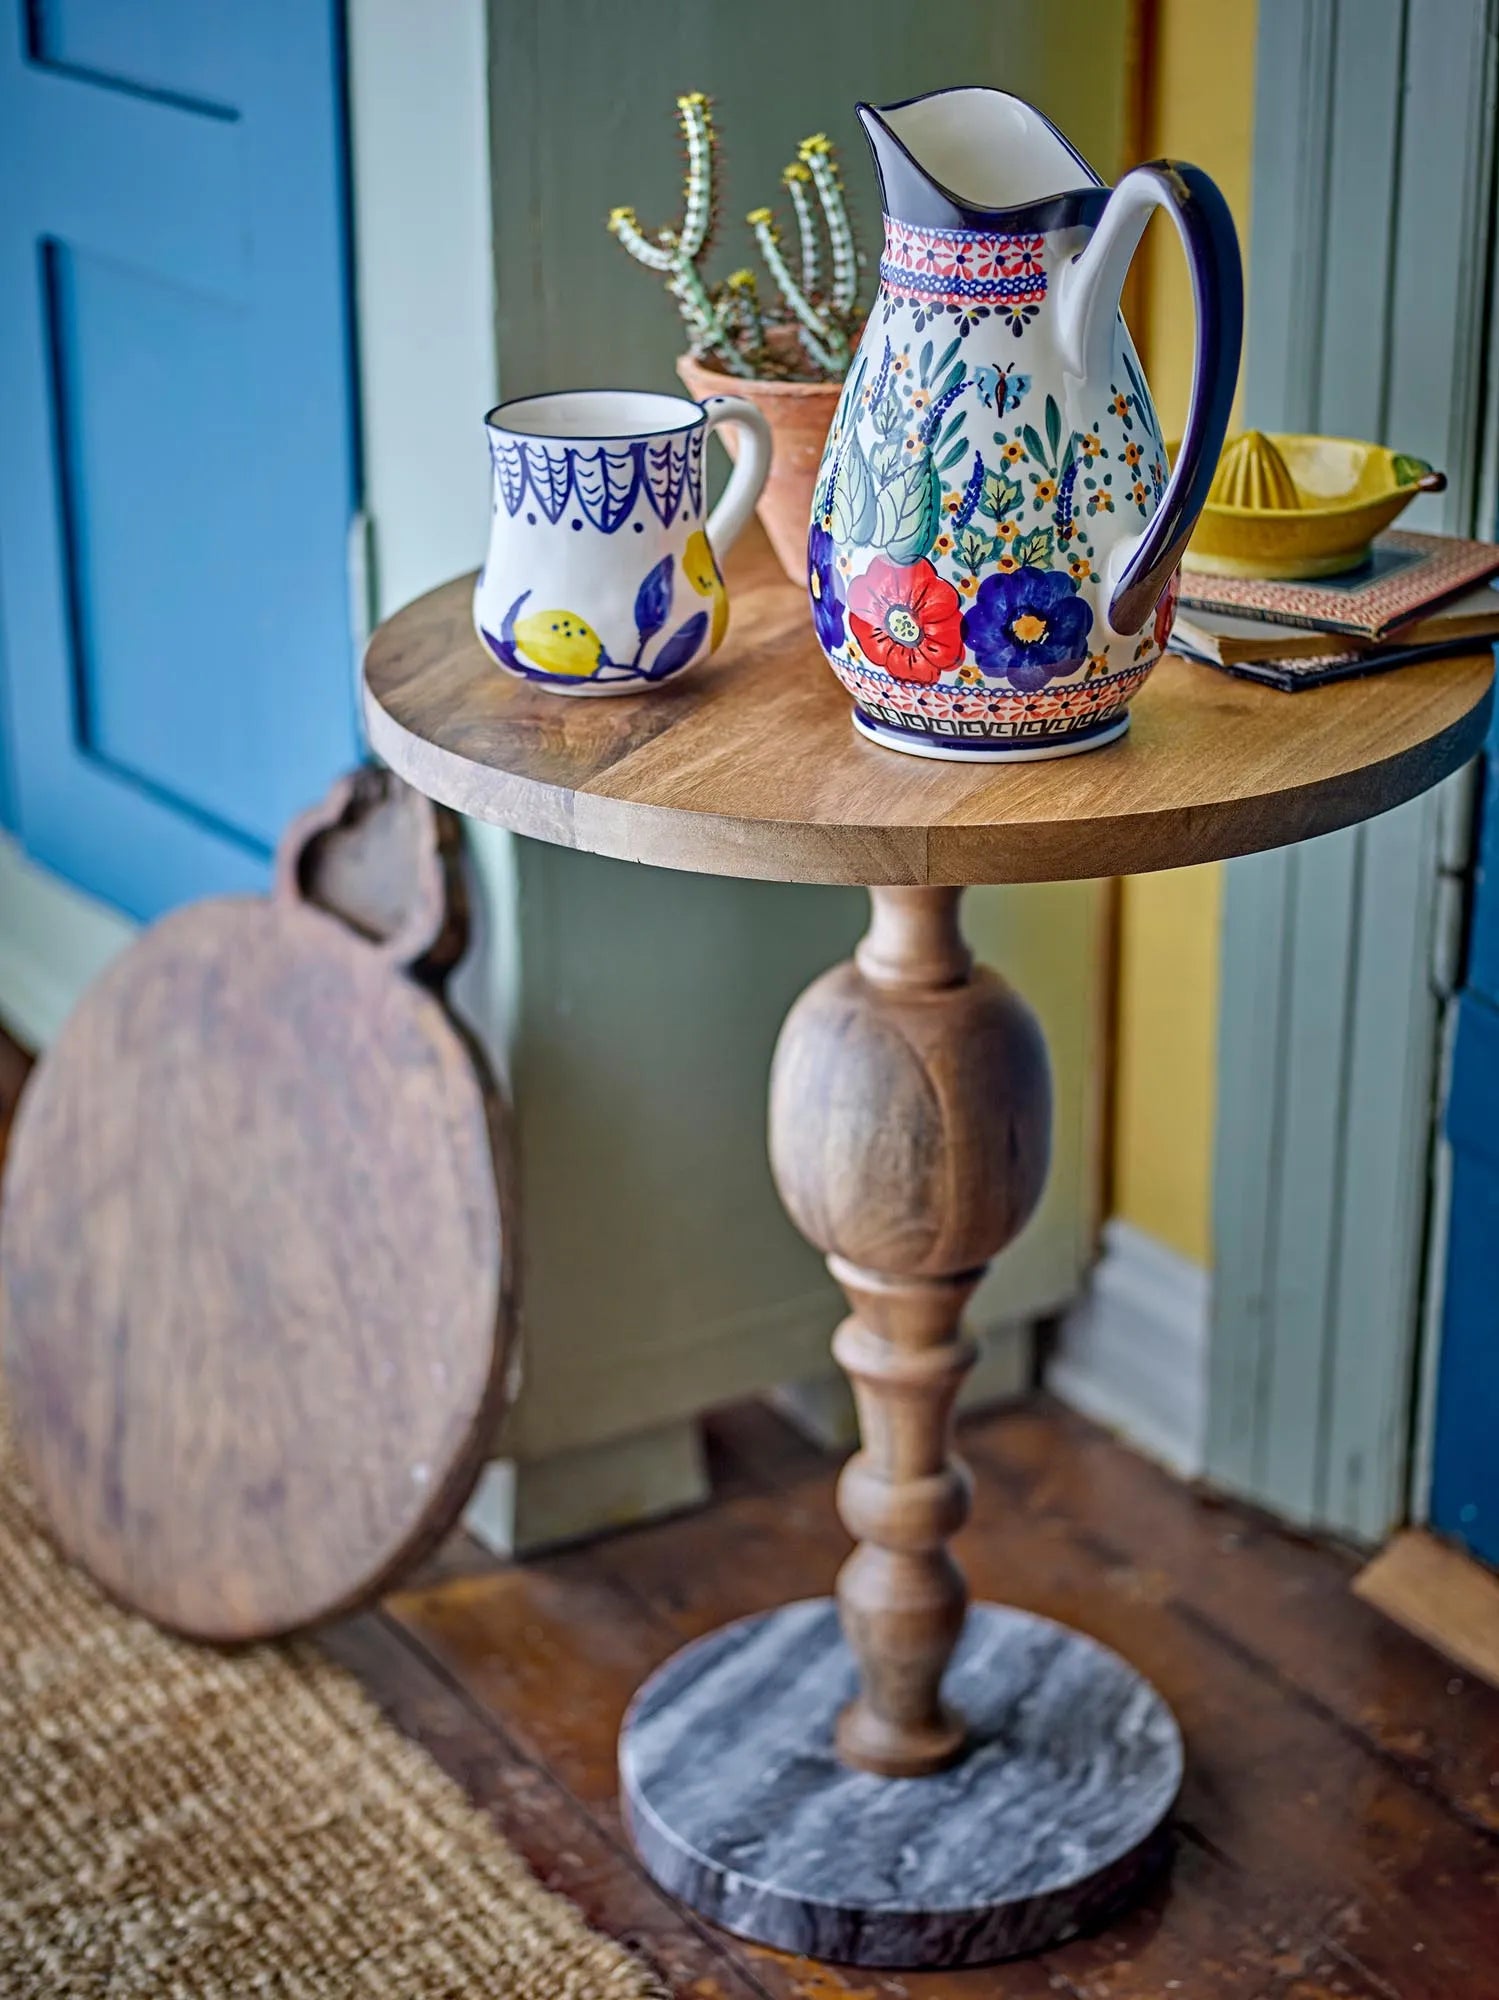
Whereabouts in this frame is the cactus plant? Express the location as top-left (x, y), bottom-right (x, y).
top-left (608, 93), bottom-right (861, 382)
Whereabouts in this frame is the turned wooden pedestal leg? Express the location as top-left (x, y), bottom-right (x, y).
top-left (768, 885), bottom-right (1051, 1776)
top-left (619, 887), bottom-right (1183, 1970)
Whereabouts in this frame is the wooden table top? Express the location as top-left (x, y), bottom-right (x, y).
top-left (363, 527), bottom-right (1494, 887)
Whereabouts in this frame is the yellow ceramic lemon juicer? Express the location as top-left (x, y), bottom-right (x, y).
top-left (808, 88), bottom-right (1243, 760)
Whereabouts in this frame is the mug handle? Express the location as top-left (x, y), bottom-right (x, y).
top-left (1056, 161), bottom-right (1243, 636)
top-left (700, 396), bottom-right (774, 557)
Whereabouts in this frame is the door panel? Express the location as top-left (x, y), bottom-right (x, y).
top-left (29, 0), bottom-right (242, 113)
top-left (0, 1), bottom-right (358, 918)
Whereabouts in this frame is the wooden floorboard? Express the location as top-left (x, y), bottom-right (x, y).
top-left (2, 1025), bottom-right (1497, 1995)
top-left (1356, 1528), bottom-right (1499, 1697)
top-left (382, 1401), bottom-right (1499, 1999)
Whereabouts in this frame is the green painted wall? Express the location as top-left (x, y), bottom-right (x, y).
top-left (479, 2), bottom-right (1132, 1460)
top-left (490, 1), bottom-right (1131, 396)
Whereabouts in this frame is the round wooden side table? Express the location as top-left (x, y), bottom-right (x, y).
top-left (365, 528), bottom-right (1492, 1970)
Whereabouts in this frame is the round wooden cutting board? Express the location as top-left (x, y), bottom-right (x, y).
top-left (0, 769), bottom-right (514, 1642)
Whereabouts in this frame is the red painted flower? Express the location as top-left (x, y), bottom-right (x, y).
top-left (1153, 568), bottom-right (1180, 652)
top-left (847, 556), bottom-right (964, 683)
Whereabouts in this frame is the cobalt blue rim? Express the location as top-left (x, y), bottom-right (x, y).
top-left (858, 88), bottom-right (1111, 235)
top-left (484, 388), bottom-right (708, 444)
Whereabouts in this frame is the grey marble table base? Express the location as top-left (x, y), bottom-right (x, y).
top-left (618, 1598), bottom-right (1183, 1969)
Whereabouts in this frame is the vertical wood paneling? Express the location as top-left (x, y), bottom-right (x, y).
top-left (1384, 0), bottom-right (1499, 534)
top-left (1209, 0), bottom-right (1497, 1539)
top-left (1241, 0), bottom-right (1335, 431)
top-left (1314, 0), bottom-right (1405, 440)
top-left (1258, 829), bottom-right (1360, 1520)
top-left (1206, 845), bottom-right (1293, 1490)
top-left (1322, 791), bottom-right (1445, 1532)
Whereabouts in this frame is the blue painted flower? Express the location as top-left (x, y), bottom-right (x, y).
top-left (807, 522), bottom-right (847, 652)
top-left (962, 566), bottom-right (1094, 692)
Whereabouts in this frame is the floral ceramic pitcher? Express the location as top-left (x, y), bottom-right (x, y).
top-left (809, 87), bottom-right (1243, 760)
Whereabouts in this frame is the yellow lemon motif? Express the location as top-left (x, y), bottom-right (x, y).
top-left (683, 529), bottom-right (730, 652)
top-left (512, 608), bottom-right (604, 678)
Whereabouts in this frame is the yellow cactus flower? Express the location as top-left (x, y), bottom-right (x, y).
top-left (783, 161), bottom-right (812, 183)
top-left (512, 608), bottom-right (604, 678)
top-left (607, 205), bottom-right (636, 231)
top-left (683, 529), bottom-right (729, 650)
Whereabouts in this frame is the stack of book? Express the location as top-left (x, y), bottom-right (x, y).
top-left (1170, 529), bottom-right (1499, 691)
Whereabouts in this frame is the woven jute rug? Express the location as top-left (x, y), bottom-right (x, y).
top-left (0, 1403), bottom-right (663, 1998)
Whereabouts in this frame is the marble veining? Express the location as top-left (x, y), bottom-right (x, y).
top-left (619, 1598), bottom-right (1182, 1968)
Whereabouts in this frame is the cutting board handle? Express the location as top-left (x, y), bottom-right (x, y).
top-left (274, 764), bottom-right (469, 979)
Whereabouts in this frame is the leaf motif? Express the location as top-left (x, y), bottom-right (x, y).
top-left (940, 358), bottom-right (967, 396)
top-left (831, 429), bottom-right (877, 544)
top-left (869, 436), bottom-right (904, 483)
top-left (648, 609), bottom-right (709, 681)
top-left (956, 527), bottom-right (995, 571)
top-left (645, 440), bottom-right (685, 524)
top-left (938, 439), bottom-right (968, 472)
top-left (602, 447), bottom-right (642, 529)
top-left (980, 469), bottom-right (1023, 520)
top-left (1045, 394), bottom-right (1063, 458)
top-left (1017, 526), bottom-right (1054, 566)
top-left (919, 338), bottom-right (934, 385)
top-left (873, 388), bottom-right (903, 437)
top-left (931, 336), bottom-right (962, 383)
top-left (684, 434), bottom-right (706, 515)
top-left (634, 554), bottom-right (674, 640)
top-left (575, 447), bottom-right (641, 533)
top-left (493, 440), bottom-right (527, 516)
top-left (1021, 423), bottom-right (1047, 468)
top-left (527, 443), bottom-right (573, 523)
top-left (876, 451), bottom-right (941, 564)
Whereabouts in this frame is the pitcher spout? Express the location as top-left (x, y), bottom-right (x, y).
top-left (857, 87), bottom-right (1110, 233)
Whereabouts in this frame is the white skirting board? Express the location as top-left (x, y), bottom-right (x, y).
top-left (1046, 1219), bottom-right (1210, 1478)
top-left (0, 834), bottom-right (135, 1053)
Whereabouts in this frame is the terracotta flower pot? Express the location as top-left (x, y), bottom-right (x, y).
top-left (677, 354), bottom-right (842, 586)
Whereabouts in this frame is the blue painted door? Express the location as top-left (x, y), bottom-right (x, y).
top-left (0, 0), bottom-right (359, 919)
top-left (1431, 704), bottom-right (1499, 1565)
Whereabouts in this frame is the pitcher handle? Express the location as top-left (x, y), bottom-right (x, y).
top-left (1056, 161), bottom-right (1243, 636)
top-left (700, 396), bottom-right (774, 557)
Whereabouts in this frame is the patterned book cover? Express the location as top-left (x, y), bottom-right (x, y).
top-left (1175, 631), bottom-right (1486, 694)
top-left (1177, 530), bottom-right (1499, 638)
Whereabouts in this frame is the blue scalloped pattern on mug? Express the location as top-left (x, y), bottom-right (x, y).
top-left (490, 431), bottom-right (706, 533)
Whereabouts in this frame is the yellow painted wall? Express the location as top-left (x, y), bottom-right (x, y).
top-left (1111, 0), bottom-right (1258, 1267)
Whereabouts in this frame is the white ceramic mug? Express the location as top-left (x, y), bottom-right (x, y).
top-left (474, 388), bottom-right (772, 695)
